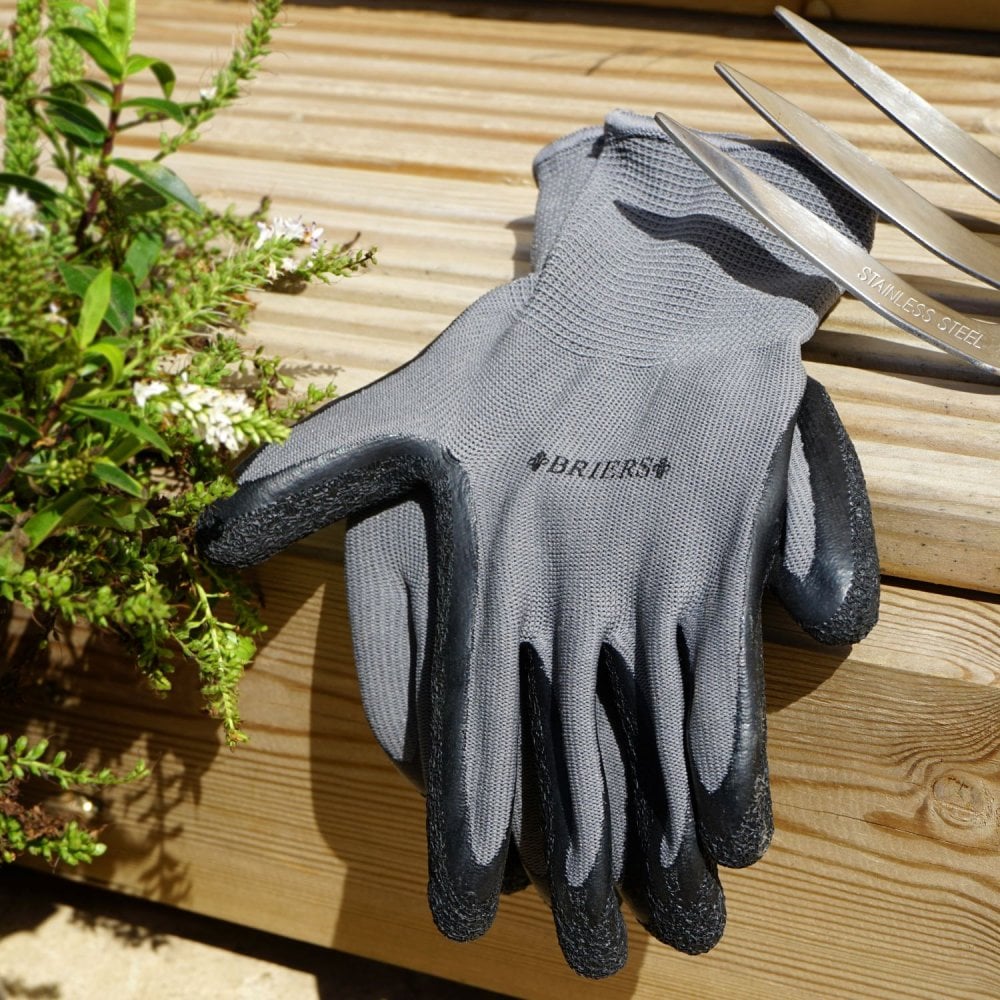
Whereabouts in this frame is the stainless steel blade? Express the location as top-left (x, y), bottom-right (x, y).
top-left (653, 112), bottom-right (1000, 376)
top-left (774, 6), bottom-right (1000, 202)
top-left (715, 62), bottom-right (1000, 289)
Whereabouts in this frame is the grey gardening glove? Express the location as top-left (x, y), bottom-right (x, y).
top-left (197, 111), bottom-right (878, 978)
top-left (341, 120), bottom-right (878, 969)
top-left (348, 121), bottom-right (877, 796)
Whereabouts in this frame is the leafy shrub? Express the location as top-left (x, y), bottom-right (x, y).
top-left (0, 0), bottom-right (374, 865)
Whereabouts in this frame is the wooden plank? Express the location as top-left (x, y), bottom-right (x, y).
top-left (6, 557), bottom-right (999, 1000)
top-left (66, 0), bottom-right (995, 593)
top-left (571, 0), bottom-right (1000, 32)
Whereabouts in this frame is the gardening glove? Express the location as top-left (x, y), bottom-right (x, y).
top-left (506, 115), bottom-right (877, 977)
top-left (197, 110), bottom-right (878, 977)
top-left (340, 117), bottom-right (879, 966)
top-left (346, 121), bottom-right (877, 800)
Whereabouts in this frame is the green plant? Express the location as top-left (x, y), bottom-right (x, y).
top-left (0, 733), bottom-right (149, 864)
top-left (0, 0), bottom-right (375, 866)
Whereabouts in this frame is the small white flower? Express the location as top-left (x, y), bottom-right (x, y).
top-left (4, 188), bottom-right (35, 216)
top-left (255, 215), bottom-right (327, 255)
top-left (272, 216), bottom-right (305, 242)
top-left (254, 221), bottom-right (274, 250)
top-left (266, 260), bottom-right (279, 281)
top-left (1, 188), bottom-right (45, 238)
top-left (166, 382), bottom-right (253, 451)
top-left (280, 256), bottom-right (298, 274)
top-left (132, 380), bottom-right (170, 407)
top-left (199, 85), bottom-right (218, 102)
top-left (302, 221), bottom-right (324, 248)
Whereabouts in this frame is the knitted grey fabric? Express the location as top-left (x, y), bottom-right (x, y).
top-left (197, 111), bottom-right (879, 978)
top-left (347, 123), bottom-right (875, 786)
top-left (343, 126), bottom-right (606, 788)
top-left (339, 121), bottom-right (879, 974)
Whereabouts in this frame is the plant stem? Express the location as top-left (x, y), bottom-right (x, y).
top-left (74, 81), bottom-right (124, 251)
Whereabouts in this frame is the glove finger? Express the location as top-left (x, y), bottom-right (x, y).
top-left (521, 639), bottom-right (627, 979)
top-left (683, 427), bottom-right (792, 869)
top-left (198, 272), bottom-right (543, 568)
top-left (197, 433), bottom-right (459, 568)
top-left (347, 496), bottom-right (540, 897)
top-left (597, 638), bottom-right (726, 954)
top-left (426, 563), bottom-right (520, 943)
top-left (513, 652), bottom-right (626, 898)
top-left (344, 499), bottom-right (431, 789)
top-left (682, 601), bottom-right (773, 869)
top-left (594, 682), bottom-right (627, 886)
top-left (774, 377), bottom-right (880, 644)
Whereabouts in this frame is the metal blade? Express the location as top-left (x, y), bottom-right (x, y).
top-left (716, 63), bottom-right (1000, 290)
top-left (652, 112), bottom-right (1000, 376)
top-left (774, 6), bottom-right (1000, 202)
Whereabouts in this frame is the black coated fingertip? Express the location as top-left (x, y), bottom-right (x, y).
top-left (695, 767), bottom-right (774, 869)
top-left (421, 445), bottom-right (510, 942)
top-left (598, 644), bottom-right (728, 955)
top-left (198, 438), bottom-right (463, 568)
top-left (521, 644), bottom-right (627, 978)
top-left (687, 645), bottom-right (774, 871)
top-left (427, 842), bottom-right (506, 942)
top-left (637, 824), bottom-right (727, 955)
top-left (774, 378), bottom-right (880, 645)
top-left (644, 854), bottom-right (727, 955)
top-left (682, 604), bottom-right (772, 873)
top-left (551, 877), bottom-right (628, 979)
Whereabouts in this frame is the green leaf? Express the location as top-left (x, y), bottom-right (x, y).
top-left (23, 491), bottom-right (94, 548)
top-left (123, 54), bottom-right (156, 76)
top-left (65, 404), bottom-right (171, 455)
top-left (0, 412), bottom-right (40, 443)
top-left (58, 262), bottom-right (91, 299)
top-left (45, 82), bottom-right (88, 104)
top-left (106, 0), bottom-right (136, 60)
top-left (75, 267), bottom-right (112, 348)
top-left (39, 95), bottom-right (107, 149)
top-left (105, 273), bottom-right (135, 334)
top-left (121, 54), bottom-right (175, 97)
top-left (116, 184), bottom-right (167, 216)
top-left (89, 458), bottom-right (144, 497)
top-left (59, 264), bottom-right (135, 334)
top-left (83, 340), bottom-right (126, 384)
top-left (120, 96), bottom-right (187, 124)
top-left (111, 159), bottom-right (202, 215)
top-left (123, 230), bottom-right (162, 283)
top-left (0, 173), bottom-right (62, 205)
top-left (150, 60), bottom-right (175, 98)
top-left (86, 495), bottom-right (157, 531)
top-left (78, 79), bottom-right (115, 107)
top-left (58, 27), bottom-right (124, 81)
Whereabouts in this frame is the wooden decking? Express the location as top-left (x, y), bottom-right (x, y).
top-left (4, 2), bottom-right (999, 998)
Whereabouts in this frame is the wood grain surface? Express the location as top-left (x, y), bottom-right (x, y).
top-left (6, 557), bottom-right (1000, 1000)
top-left (2, 2), bottom-right (999, 998)
top-left (573, 0), bottom-right (1000, 32)
top-left (95, 0), bottom-right (1000, 592)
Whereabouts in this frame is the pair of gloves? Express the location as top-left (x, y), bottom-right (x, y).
top-left (198, 111), bottom-right (880, 978)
